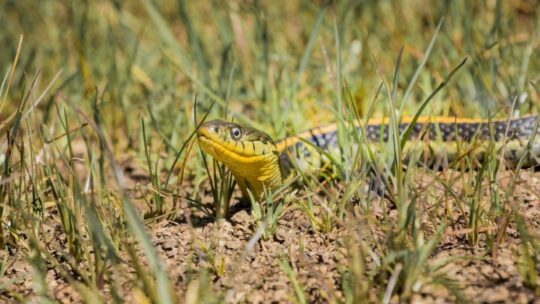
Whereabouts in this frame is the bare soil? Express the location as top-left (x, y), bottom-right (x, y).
top-left (2, 169), bottom-right (540, 303)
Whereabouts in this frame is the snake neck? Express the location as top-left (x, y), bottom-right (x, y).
top-left (231, 152), bottom-right (283, 200)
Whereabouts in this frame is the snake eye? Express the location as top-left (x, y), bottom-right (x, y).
top-left (230, 127), bottom-right (242, 140)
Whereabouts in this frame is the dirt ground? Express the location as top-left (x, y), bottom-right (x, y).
top-left (2, 169), bottom-right (540, 303)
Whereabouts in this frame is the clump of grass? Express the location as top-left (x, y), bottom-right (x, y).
top-left (0, 1), bottom-right (538, 303)
top-left (141, 118), bottom-right (165, 216)
top-left (199, 156), bottom-right (236, 221)
top-left (249, 188), bottom-right (289, 240)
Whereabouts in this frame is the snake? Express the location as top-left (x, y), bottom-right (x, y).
top-left (197, 115), bottom-right (540, 200)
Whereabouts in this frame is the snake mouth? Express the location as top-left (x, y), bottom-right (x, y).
top-left (197, 134), bottom-right (216, 154)
top-left (198, 134), bottom-right (249, 161)
top-left (196, 131), bottom-right (223, 159)
top-left (198, 128), bottom-right (265, 158)
top-left (197, 130), bottom-right (277, 180)
top-left (197, 128), bottom-right (244, 164)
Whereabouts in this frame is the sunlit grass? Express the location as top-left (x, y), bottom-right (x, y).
top-left (0, 0), bottom-right (538, 302)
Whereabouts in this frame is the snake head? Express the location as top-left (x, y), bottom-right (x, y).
top-left (197, 119), bottom-right (282, 199)
top-left (197, 119), bottom-right (276, 158)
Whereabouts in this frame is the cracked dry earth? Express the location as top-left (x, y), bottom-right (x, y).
top-left (2, 169), bottom-right (540, 303)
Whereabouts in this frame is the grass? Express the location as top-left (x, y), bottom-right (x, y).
top-left (0, 0), bottom-right (539, 302)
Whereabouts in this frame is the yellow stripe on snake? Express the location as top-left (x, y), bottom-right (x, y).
top-left (197, 115), bottom-right (540, 200)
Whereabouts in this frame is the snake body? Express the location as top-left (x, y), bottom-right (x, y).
top-left (197, 115), bottom-right (540, 199)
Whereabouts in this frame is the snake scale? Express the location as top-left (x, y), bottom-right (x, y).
top-left (197, 115), bottom-right (540, 200)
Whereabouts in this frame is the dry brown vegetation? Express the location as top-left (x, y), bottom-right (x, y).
top-left (0, 1), bottom-right (539, 303)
